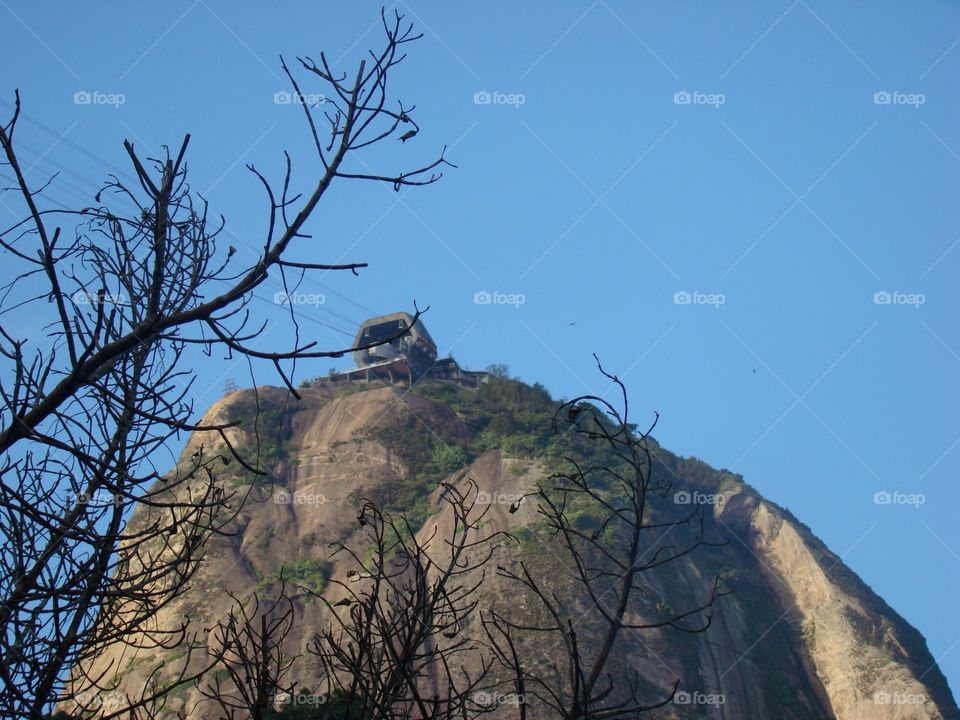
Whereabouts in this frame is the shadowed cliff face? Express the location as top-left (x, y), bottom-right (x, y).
top-left (67, 379), bottom-right (958, 720)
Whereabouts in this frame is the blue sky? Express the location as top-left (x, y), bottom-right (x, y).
top-left (3, 0), bottom-right (958, 702)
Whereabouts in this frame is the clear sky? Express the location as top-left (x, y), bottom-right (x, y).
top-left (3, 0), bottom-right (958, 703)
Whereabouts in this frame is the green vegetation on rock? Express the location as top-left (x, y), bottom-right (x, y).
top-left (218, 392), bottom-right (298, 487)
top-left (356, 377), bottom-right (639, 536)
top-left (256, 558), bottom-right (330, 596)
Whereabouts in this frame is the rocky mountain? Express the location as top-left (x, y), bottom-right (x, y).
top-left (68, 376), bottom-right (958, 719)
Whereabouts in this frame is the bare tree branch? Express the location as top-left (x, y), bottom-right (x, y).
top-left (0, 9), bottom-right (451, 718)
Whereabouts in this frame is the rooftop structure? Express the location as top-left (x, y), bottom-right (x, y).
top-left (313, 312), bottom-right (490, 387)
top-left (352, 312), bottom-right (437, 378)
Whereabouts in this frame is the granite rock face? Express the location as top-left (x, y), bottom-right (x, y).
top-left (67, 381), bottom-right (958, 719)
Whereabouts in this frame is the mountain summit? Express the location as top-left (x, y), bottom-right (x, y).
top-left (68, 372), bottom-right (958, 719)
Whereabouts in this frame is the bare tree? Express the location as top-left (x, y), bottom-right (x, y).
top-left (203, 483), bottom-right (502, 720)
top-left (482, 359), bottom-right (729, 719)
top-left (0, 9), bottom-right (451, 718)
top-left (198, 585), bottom-right (297, 720)
top-left (290, 363), bottom-right (727, 720)
top-left (307, 481), bottom-right (503, 720)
